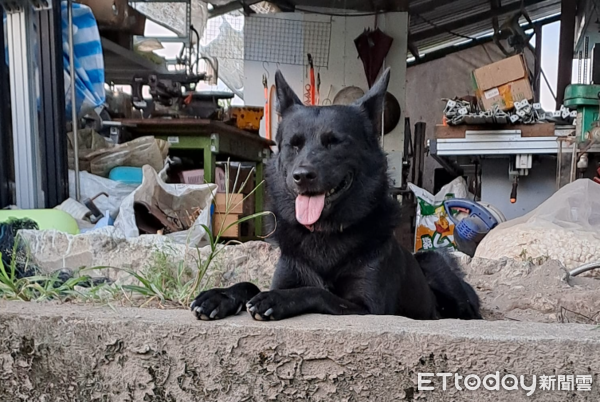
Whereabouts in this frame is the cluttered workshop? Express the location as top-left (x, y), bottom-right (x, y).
top-left (1, 0), bottom-right (600, 305)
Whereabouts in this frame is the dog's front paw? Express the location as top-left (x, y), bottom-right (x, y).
top-left (246, 290), bottom-right (292, 321)
top-left (190, 289), bottom-right (244, 321)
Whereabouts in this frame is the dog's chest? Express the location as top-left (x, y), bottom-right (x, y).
top-left (298, 232), bottom-right (357, 268)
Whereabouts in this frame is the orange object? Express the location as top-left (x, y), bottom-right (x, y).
top-left (510, 180), bottom-right (518, 204)
top-left (229, 106), bottom-right (264, 131)
top-left (263, 74), bottom-right (271, 139)
top-left (269, 84), bottom-right (277, 142)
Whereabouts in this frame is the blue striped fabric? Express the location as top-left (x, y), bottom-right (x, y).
top-left (60, 1), bottom-right (105, 116)
top-left (3, 2), bottom-right (105, 117)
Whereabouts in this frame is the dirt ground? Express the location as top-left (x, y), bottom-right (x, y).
top-left (457, 255), bottom-right (600, 324)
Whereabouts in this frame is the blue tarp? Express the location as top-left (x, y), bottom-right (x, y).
top-left (3, 2), bottom-right (105, 117)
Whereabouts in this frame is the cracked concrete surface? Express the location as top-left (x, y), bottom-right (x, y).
top-left (0, 301), bottom-right (599, 401)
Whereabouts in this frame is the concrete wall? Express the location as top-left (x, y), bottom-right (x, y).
top-left (1, 302), bottom-right (599, 401)
top-left (405, 45), bottom-right (536, 194)
top-left (243, 13), bottom-right (375, 138)
top-left (243, 12), bottom-right (408, 185)
top-left (405, 43), bottom-right (507, 193)
top-left (480, 158), bottom-right (557, 221)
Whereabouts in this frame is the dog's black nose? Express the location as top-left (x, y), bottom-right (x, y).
top-left (293, 167), bottom-right (317, 185)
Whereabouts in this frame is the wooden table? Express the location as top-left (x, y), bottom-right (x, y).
top-left (117, 118), bottom-right (275, 237)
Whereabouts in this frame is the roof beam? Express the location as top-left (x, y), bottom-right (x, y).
top-left (489, 0), bottom-right (502, 10)
top-left (409, 0), bottom-right (461, 15)
top-left (407, 13), bottom-right (560, 67)
top-left (410, 0), bottom-right (546, 42)
top-left (287, 0), bottom-right (408, 12)
top-left (209, 0), bottom-right (264, 18)
top-left (556, 0), bottom-right (577, 108)
top-left (408, 39), bottom-right (421, 61)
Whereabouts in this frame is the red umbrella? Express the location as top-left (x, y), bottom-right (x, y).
top-left (354, 28), bottom-right (394, 88)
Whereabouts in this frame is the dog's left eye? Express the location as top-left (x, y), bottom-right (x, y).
top-left (321, 133), bottom-right (341, 148)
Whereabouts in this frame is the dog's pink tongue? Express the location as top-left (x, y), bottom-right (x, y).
top-left (295, 194), bottom-right (325, 226)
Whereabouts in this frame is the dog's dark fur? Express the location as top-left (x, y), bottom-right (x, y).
top-left (191, 69), bottom-right (481, 321)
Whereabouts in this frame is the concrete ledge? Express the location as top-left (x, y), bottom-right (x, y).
top-left (0, 301), bottom-right (598, 401)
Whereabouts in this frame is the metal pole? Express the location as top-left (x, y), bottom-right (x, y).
top-left (533, 25), bottom-right (542, 101)
top-left (556, 0), bottom-right (577, 109)
top-left (38, 4), bottom-right (69, 208)
top-left (67, 0), bottom-right (80, 201)
top-left (0, 15), bottom-right (12, 208)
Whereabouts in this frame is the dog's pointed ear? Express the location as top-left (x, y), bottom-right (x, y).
top-left (354, 68), bottom-right (391, 128)
top-left (275, 70), bottom-right (302, 115)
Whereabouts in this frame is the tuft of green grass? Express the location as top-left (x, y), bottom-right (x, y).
top-left (0, 249), bottom-right (100, 302)
top-left (0, 160), bottom-right (275, 308)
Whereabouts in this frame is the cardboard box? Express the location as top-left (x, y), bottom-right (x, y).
top-left (215, 164), bottom-right (255, 194)
top-left (184, 166), bottom-right (255, 193)
top-left (214, 193), bottom-right (254, 215)
top-left (472, 55), bottom-right (533, 111)
top-left (213, 213), bottom-right (241, 238)
top-left (179, 169), bottom-right (204, 185)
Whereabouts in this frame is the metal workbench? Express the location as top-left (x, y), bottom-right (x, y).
top-left (429, 124), bottom-right (600, 220)
top-left (430, 125), bottom-right (600, 172)
top-left (430, 126), bottom-right (600, 157)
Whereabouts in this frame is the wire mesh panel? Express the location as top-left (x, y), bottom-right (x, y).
top-left (244, 15), bottom-right (331, 67)
top-left (201, 13), bottom-right (245, 60)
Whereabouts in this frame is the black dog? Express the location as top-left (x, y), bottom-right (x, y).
top-left (191, 69), bottom-right (481, 321)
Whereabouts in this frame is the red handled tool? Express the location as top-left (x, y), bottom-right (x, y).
top-left (510, 178), bottom-right (518, 204)
top-left (304, 54), bottom-right (316, 105)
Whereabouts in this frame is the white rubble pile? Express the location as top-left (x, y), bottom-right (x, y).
top-left (476, 180), bottom-right (600, 277)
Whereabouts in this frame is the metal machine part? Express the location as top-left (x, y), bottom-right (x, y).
top-left (82, 192), bottom-right (108, 223)
top-left (131, 73), bottom-right (204, 109)
top-left (493, 11), bottom-right (534, 57)
top-left (564, 84), bottom-right (600, 142)
top-left (442, 98), bottom-right (571, 126)
top-left (508, 154), bottom-right (532, 204)
top-left (431, 130), bottom-right (592, 156)
top-left (130, 73), bottom-right (235, 119)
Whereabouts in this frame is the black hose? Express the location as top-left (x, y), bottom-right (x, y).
top-left (190, 25), bottom-right (201, 74)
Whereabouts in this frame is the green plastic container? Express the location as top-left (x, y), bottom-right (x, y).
top-left (0, 210), bottom-right (80, 235)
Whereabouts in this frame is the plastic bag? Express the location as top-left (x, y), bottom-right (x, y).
top-left (67, 128), bottom-right (109, 172)
top-left (476, 179), bottom-right (600, 271)
top-left (114, 165), bottom-right (217, 246)
top-left (68, 170), bottom-right (139, 219)
top-left (87, 136), bottom-right (169, 177)
top-left (408, 177), bottom-right (468, 253)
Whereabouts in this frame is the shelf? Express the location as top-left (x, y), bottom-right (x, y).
top-left (102, 38), bottom-right (171, 85)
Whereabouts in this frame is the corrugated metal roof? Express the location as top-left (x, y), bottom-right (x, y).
top-left (409, 0), bottom-right (561, 55)
top-left (225, 0), bottom-right (563, 57)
